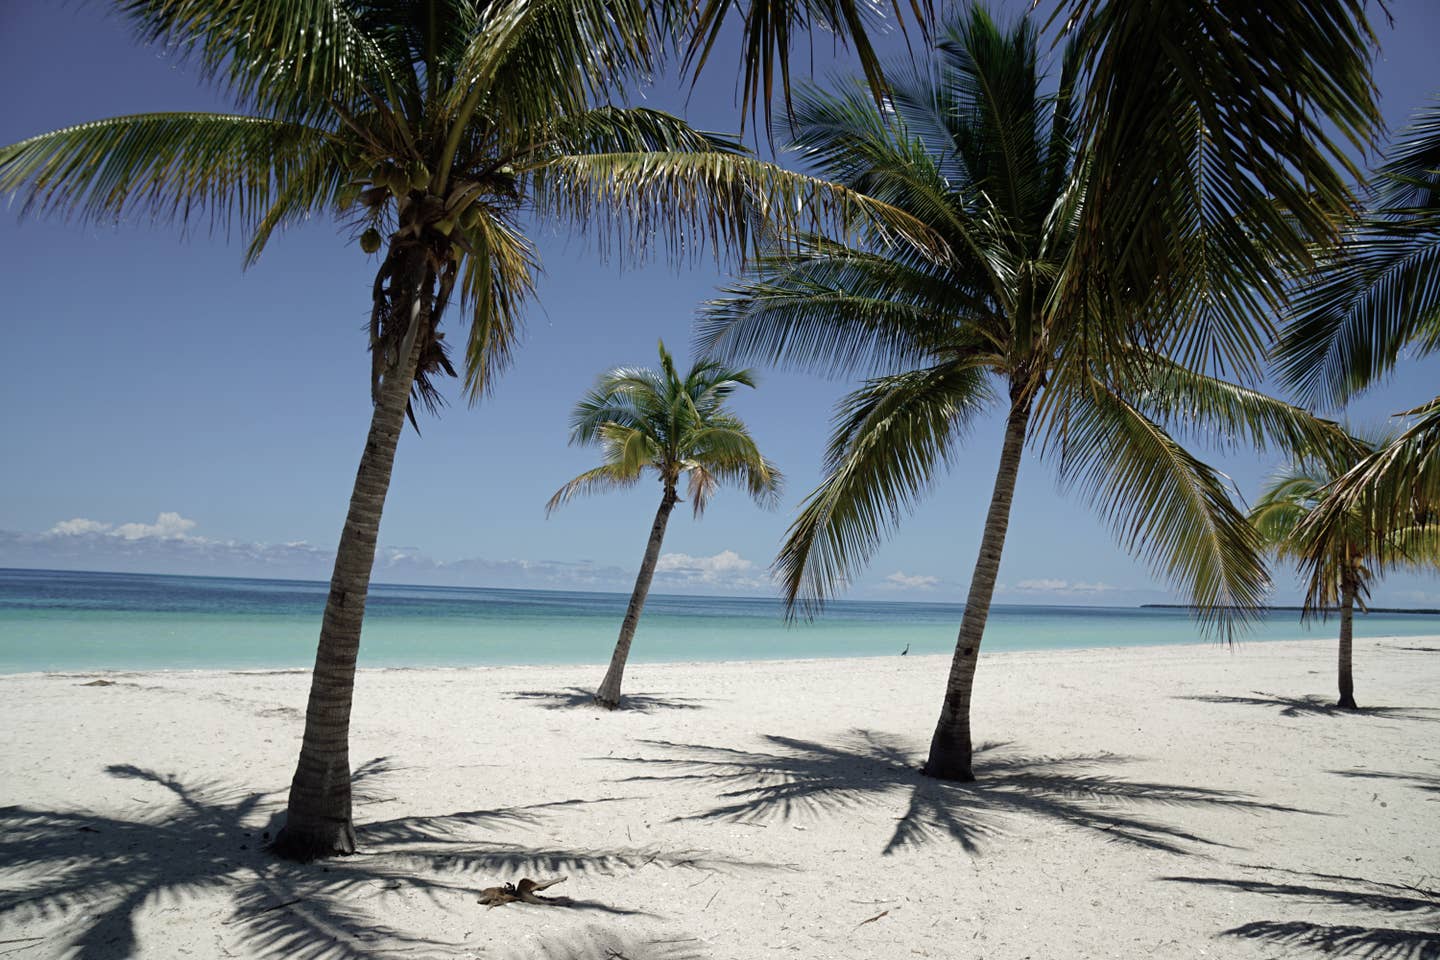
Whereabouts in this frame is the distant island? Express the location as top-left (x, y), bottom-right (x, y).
top-left (1141, 604), bottom-right (1440, 615)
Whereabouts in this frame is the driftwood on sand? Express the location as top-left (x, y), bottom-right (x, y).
top-left (477, 876), bottom-right (568, 907)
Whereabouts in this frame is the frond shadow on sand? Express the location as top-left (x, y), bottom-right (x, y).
top-left (1178, 691), bottom-right (1440, 722)
top-left (487, 924), bottom-right (709, 960)
top-left (1163, 866), bottom-right (1440, 959)
top-left (602, 730), bottom-right (1317, 857)
top-left (505, 687), bottom-right (712, 713)
top-left (0, 760), bottom-right (765, 959)
top-left (1330, 768), bottom-right (1440, 797)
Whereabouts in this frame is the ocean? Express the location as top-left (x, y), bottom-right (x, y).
top-left (2, 567), bottom-right (1437, 674)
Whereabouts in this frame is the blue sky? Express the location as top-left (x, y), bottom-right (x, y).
top-left (2, 1), bottom-right (1439, 607)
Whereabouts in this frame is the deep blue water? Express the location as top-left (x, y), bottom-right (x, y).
top-left (2, 567), bottom-right (1437, 672)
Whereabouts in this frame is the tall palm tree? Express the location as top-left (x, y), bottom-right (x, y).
top-left (548, 341), bottom-right (780, 708)
top-left (700, 7), bottom-right (1344, 781)
top-left (1275, 97), bottom-right (1440, 585)
top-left (0, 0), bottom-right (925, 861)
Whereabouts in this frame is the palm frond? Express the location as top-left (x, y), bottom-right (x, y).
top-left (1277, 98), bottom-right (1440, 409)
top-left (117, 0), bottom-right (409, 124)
top-left (1054, 377), bottom-right (1269, 635)
top-left (1112, 354), bottom-right (1355, 460)
top-left (776, 362), bottom-right (993, 615)
top-left (546, 463), bottom-right (642, 515)
top-left (458, 211), bottom-right (539, 400)
top-left (531, 152), bottom-right (951, 268)
top-left (0, 113), bottom-right (336, 237)
top-left (676, 0), bottom-right (933, 133)
top-left (433, 0), bottom-right (661, 190)
top-left (1059, 0), bottom-right (1379, 327)
top-left (698, 235), bottom-right (992, 377)
top-left (539, 107), bottom-right (744, 158)
top-left (1300, 398), bottom-right (1440, 578)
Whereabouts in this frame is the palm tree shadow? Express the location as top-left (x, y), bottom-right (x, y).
top-left (1162, 868), bottom-right (1440, 959)
top-left (1330, 768), bottom-right (1440, 797)
top-left (506, 687), bottom-right (711, 713)
top-left (1178, 691), bottom-right (1440, 722)
top-left (603, 730), bottom-right (1316, 857)
top-left (0, 762), bottom-right (767, 959)
top-left (491, 924), bottom-right (710, 959)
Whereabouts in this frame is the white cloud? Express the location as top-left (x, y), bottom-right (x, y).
top-left (653, 550), bottom-right (768, 590)
top-left (882, 571), bottom-right (940, 590)
top-left (49, 518), bottom-right (113, 536)
top-left (48, 512), bottom-right (199, 541)
top-left (1013, 578), bottom-right (1116, 594)
top-left (656, 549), bottom-right (753, 576)
top-left (112, 512), bottom-right (199, 540)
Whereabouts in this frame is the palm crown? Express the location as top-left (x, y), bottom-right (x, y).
top-left (700, 7), bottom-right (1337, 628)
top-left (549, 341), bottom-right (781, 517)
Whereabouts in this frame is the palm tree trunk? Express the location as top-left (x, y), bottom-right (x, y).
top-left (923, 398), bottom-right (1031, 781)
top-left (1337, 567), bottom-right (1358, 710)
top-left (271, 248), bottom-right (430, 861)
top-left (596, 484), bottom-right (679, 709)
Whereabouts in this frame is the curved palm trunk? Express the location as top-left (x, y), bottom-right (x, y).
top-left (1337, 567), bottom-right (1358, 710)
top-left (271, 249), bottom-right (430, 861)
top-left (596, 484), bottom-right (679, 709)
top-left (923, 399), bottom-right (1031, 781)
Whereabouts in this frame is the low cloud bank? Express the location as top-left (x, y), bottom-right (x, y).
top-left (3, 514), bottom-right (772, 595)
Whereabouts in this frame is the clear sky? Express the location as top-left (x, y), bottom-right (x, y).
top-left (2, 1), bottom-right (1438, 607)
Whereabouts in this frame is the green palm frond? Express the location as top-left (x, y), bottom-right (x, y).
top-left (698, 235), bottom-right (992, 377)
top-left (1112, 355), bottom-right (1355, 460)
top-left (1055, 377), bottom-right (1269, 635)
top-left (531, 152), bottom-right (951, 267)
top-left (1249, 473), bottom-right (1325, 563)
top-left (1298, 399), bottom-right (1440, 584)
top-left (117, 0), bottom-right (408, 124)
top-left (1277, 98), bottom-right (1440, 409)
top-left (457, 211), bottom-right (539, 400)
top-left (676, 0), bottom-right (933, 133)
top-left (0, 113), bottom-right (335, 235)
top-left (545, 463), bottom-right (642, 515)
top-left (1059, 0), bottom-right (1379, 326)
top-left (434, 0), bottom-right (658, 188)
top-left (777, 362), bottom-right (993, 615)
top-left (540, 108), bottom-right (744, 158)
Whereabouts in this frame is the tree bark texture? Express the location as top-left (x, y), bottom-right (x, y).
top-left (1337, 567), bottom-right (1358, 710)
top-left (596, 484), bottom-right (679, 709)
top-left (271, 247), bottom-right (431, 861)
top-left (922, 398), bottom-right (1032, 781)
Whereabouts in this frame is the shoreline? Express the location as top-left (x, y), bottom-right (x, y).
top-left (0, 631), bottom-right (1431, 680)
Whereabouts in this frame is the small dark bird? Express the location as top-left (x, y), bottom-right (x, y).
top-left (901, 644), bottom-right (909, 656)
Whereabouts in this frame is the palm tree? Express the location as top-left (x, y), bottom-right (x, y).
top-left (548, 341), bottom-right (780, 708)
top-left (0, 0), bottom-right (924, 861)
top-left (1251, 433), bottom-right (1440, 709)
top-left (1250, 439), bottom-right (1375, 710)
top-left (700, 7), bottom-right (1344, 781)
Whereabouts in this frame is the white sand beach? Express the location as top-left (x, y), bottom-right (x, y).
top-left (1, 637), bottom-right (1437, 959)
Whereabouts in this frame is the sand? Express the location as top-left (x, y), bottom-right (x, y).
top-left (1, 636), bottom-right (1437, 959)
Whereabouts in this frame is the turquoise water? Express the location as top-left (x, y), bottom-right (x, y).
top-left (2, 567), bottom-right (1438, 673)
